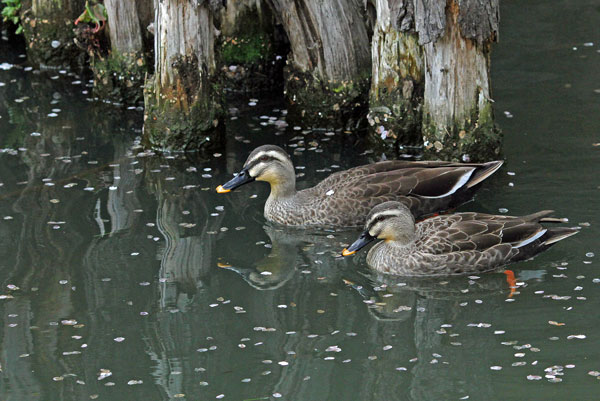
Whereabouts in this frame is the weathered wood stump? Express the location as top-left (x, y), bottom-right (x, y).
top-left (266, 0), bottom-right (371, 126)
top-left (143, 0), bottom-right (224, 151)
top-left (218, 0), bottom-right (283, 93)
top-left (21, 0), bottom-right (86, 68)
top-left (421, 0), bottom-right (501, 161)
top-left (367, 0), bottom-right (501, 161)
top-left (368, 0), bottom-right (424, 150)
top-left (91, 0), bottom-right (152, 104)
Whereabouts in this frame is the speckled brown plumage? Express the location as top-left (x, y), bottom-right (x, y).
top-left (218, 145), bottom-right (504, 227)
top-left (351, 201), bottom-right (579, 276)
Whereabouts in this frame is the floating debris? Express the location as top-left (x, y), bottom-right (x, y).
top-left (566, 334), bottom-right (586, 340)
top-left (97, 369), bottom-right (112, 380)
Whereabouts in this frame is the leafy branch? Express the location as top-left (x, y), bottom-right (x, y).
top-left (1, 0), bottom-right (23, 34)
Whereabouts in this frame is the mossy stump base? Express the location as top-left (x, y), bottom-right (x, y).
top-left (21, 16), bottom-right (83, 68)
top-left (422, 119), bottom-right (502, 162)
top-left (367, 88), bottom-right (423, 154)
top-left (91, 52), bottom-right (148, 105)
top-left (219, 32), bottom-right (284, 93)
top-left (142, 79), bottom-right (224, 152)
top-left (283, 68), bottom-right (369, 129)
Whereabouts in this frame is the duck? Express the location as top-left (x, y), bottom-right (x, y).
top-left (342, 201), bottom-right (579, 276)
top-left (216, 144), bottom-right (503, 227)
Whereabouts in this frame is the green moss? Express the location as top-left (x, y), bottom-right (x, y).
top-left (220, 33), bottom-right (272, 65)
top-left (283, 68), bottom-right (370, 129)
top-left (142, 64), bottom-right (225, 151)
top-left (21, 14), bottom-right (83, 67)
top-left (422, 95), bottom-right (502, 162)
top-left (1, 0), bottom-right (23, 34)
top-left (91, 52), bottom-right (148, 105)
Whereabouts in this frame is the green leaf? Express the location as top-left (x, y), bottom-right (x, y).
top-left (75, 1), bottom-right (106, 25)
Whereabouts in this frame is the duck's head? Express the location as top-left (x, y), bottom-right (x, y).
top-left (342, 201), bottom-right (416, 256)
top-left (216, 145), bottom-right (295, 195)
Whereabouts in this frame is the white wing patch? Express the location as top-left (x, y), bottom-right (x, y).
top-left (419, 168), bottom-right (475, 199)
top-left (514, 229), bottom-right (547, 248)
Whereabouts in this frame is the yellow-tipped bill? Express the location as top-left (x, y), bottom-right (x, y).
top-left (216, 167), bottom-right (255, 193)
top-left (343, 231), bottom-right (376, 256)
top-left (342, 248), bottom-right (356, 257)
top-left (216, 185), bottom-right (230, 194)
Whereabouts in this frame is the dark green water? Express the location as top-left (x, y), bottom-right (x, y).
top-left (0, 2), bottom-right (599, 400)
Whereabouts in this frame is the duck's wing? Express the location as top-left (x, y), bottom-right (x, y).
top-left (305, 160), bottom-right (502, 225)
top-left (310, 166), bottom-right (477, 224)
top-left (417, 213), bottom-right (552, 254)
top-left (313, 160), bottom-right (502, 196)
top-left (315, 162), bottom-right (501, 205)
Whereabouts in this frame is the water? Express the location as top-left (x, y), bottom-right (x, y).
top-left (0, 1), bottom-right (599, 400)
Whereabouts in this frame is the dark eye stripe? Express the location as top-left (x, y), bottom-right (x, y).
top-left (367, 215), bottom-right (387, 231)
top-left (247, 156), bottom-right (272, 169)
top-left (366, 211), bottom-right (402, 231)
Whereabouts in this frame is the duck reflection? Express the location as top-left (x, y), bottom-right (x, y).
top-left (346, 268), bottom-right (544, 321)
top-left (339, 268), bottom-right (547, 400)
top-left (219, 224), bottom-right (355, 290)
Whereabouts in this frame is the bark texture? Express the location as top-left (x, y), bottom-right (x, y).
top-left (21, 0), bottom-right (86, 67)
top-left (421, 0), bottom-right (500, 161)
top-left (220, 0), bottom-right (271, 37)
top-left (266, 0), bottom-right (371, 125)
top-left (368, 0), bottom-right (500, 160)
top-left (368, 0), bottom-right (424, 150)
top-left (143, 0), bottom-right (223, 151)
top-left (218, 0), bottom-right (283, 92)
top-left (92, 0), bottom-right (151, 104)
top-left (105, 0), bottom-right (143, 54)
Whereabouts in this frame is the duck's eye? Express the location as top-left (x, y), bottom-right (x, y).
top-left (376, 216), bottom-right (385, 222)
top-left (259, 155), bottom-right (269, 162)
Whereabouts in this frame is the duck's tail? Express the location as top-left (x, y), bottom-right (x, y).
top-left (542, 227), bottom-right (580, 245)
top-left (520, 210), bottom-right (580, 245)
top-left (520, 210), bottom-right (575, 225)
top-left (466, 160), bottom-right (504, 188)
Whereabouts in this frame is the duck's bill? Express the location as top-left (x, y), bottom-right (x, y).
top-left (216, 168), bottom-right (255, 193)
top-left (342, 231), bottom-right (376, 256)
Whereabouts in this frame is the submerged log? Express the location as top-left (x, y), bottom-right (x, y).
top-left (266, 0), bottom-right (371, 125)
top-left (143, 0), bottom-right (223, 151)
top-left (20, 0), bottom-right (86, 67)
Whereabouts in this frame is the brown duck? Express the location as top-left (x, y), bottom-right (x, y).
top-left (342, 201), bottom-right (579, 275)
top-left (216, 145), bottom-right (503, 227)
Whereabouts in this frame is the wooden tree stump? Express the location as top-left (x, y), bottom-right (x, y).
top-left (368, 0), bottom-right (424, 150)
top-left (367, 0), bottom-right (501, 160)
top-left (92, 0), bottom-right (151, 104)
top-left (143, 0), bottom-right (223, 151)
top-left (218, 0), bottom-right (283, 93)
top-left (421, 0), bottom-right (501, 161)
top-left (21, 0), bottom-right (86, 68)
top-left (266, 0), bottom-right (371, 126)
